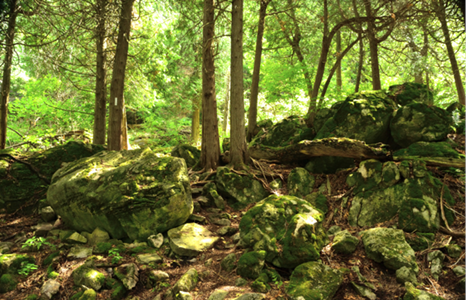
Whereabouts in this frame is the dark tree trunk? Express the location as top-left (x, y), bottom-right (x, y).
top-left (435, 0), bottom-right (465, 105)
top-left (222, 71), bottom-right (230, 135)
top-left (355, 36), bottom-right (364, 92)
top-left (363, 0), bottom-right (381, 90)
top-left (93, 0), bottom-right (107, 145)
top-left (247, 0), bottom-right (269, 142)
top-left (108, 0), bottom-right (134, 150)
top-left (201, 0), bottom-right (220, 170)
top-left (0, 0), bottom-right (18, 149)
top-left (230, 0), bottom-right (248, 168)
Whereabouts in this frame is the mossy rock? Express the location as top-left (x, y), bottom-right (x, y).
top-left (239, 195), bottom-right (327, 269)
top-left (315, 90), bottom-right (396, 144)
top-left (250, 116), bottom-right (308, 148)
top-left (331, 230), bottom-right (359, 254)
top-left (72, 265), bottom-right (105, 291)
top-left (393, 141), bottom-right (464, 159)
top-left (390, 103), bottom-right (453, 148)
top-left (215, 167), bottom-right (269, 209)
top-left (388, 82), bottom-right (434, 106)
top-left (304, 193), bottom-right (328, 215)
top-left (0, 253), bottom-right (35, 275)
top-left (0, 273), bottom-right (18, 293)
top-left (77, 289), bottom-right (97, 300)
top-left (105, 277), bottom-right (127, 300)
top-left (361, 228), bottom-right (418, 273)
top-left (313, 102), bottom-right (344, 134)
top-left (47, 148), bottom-right (193, 241)
top-left (305, 156), bottom-right (355, 174)
top-left (285, 260), bottom-right (343, 300)
top-left (287, 167), bottom-right (315, 198)
top-left (0, 141), bottom-right (104, 214)
top-left (398, 196), bottom-right (439, 233)
top-left (405, 233), bottom-right (434, 251)
top-left (236, 251), bottom-right (266, 280)
top-left (403, 282), bottom-right (445, 300)
top-left (171, 144), bottom-right (200, 168)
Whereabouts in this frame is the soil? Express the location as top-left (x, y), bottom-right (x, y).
top-left (0, 143), bottom-right (465, 300)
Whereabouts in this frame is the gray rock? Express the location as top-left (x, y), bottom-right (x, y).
top-left (47, 149), bottom-right (193, 241)
top-left (171, 144), bottom-right (200, 168)
top-left (288, 167), bottom-right (315, 198)
top-left (172, 268), bottom-right (198, 295)
top-left (115, 263), bottom-right (139, 290)
top-left (188, 214), bottom-right (207, 223)
top-left (231, 232), bottom-right (241, 243)
top-left (208, 289), bottom-right (229, 300)
top-left (168, 223), bottom-right (219, 257)
top-left (404, 282), bottom-right (446, 300)
top-left (149, 270), bottom-right (169, 283)
top-left (72, 266), bottom-right (105, 291)
top-left (398, 196), bottom-right (439, 233)
top-left (221, 253), bottom-right (237, 272)
top-left (351, 282), bottom-right (376, 300)
top-left (427, 250), bottom-right (445, 280)
top-left (65, 232), bottom-right (88, 244)
top-left (67, 247), bottom-right (93, 259)
top-left (453, 266), bottom-right (465, 277)
top-left (331, 230), bottom-right (359, 254)
top-left (212, 218), bottom-right (231, 226)
top-left (361, 227), bottom-right (418, 273)
top-left (88, 228), bottom-right (110, 246)
top-left (235, 277), bottom-right (248, 287)
top-left (0, 242), bottom-right (13, 254)
top-left (217, 226), bottom-right (238, 236)
top-left (175, 291), bottom-right (193, 300)
top-left (40, 206), bottom-right (57, 223)
top-left (147, 233), bottom-right (164, 249)
top-left (136, 253), bottom-right (163, 264)
top-left (41, 279), bottom-right (61, 299)
top-left (234, 293), bottom-right (266, 300)
top-left (446, 244), bottom-right (462, 258)
top-left (327, 226), bottom-right (341, 236)
top-left (396, 266), bottom-right (418, 284)
top-left (34, 223), bottom-right (54, 238)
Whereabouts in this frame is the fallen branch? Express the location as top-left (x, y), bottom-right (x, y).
top-left (0, 154), bottom-right (50, 184)
top-left (439, 226), bottom-right (465, 238)
top-left (393, 156), bottom-right (465, 168)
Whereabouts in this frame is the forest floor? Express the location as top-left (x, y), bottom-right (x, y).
top-left (0, 136), bottom-right (465, 300)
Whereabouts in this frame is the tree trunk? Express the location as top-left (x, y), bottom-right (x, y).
top-left (222, 71), bottom-right (230, 135)
top-left (355, 36), bottom-right (364, 92)
top-left (230, 0), bottom-right (248, 168)
top-left (363, 0), bottom-right (382, 90)
top-left (93, 0), bottom-right (107, 145)
top-left (247, 0), bottom-right (269, 142)
top-left (201, 0), bottom-right (220, 170)
top-left (0, 0), bottom-right (18, 149)
top-left (108, 0), bottom-right (134, 151)
top-left (435, 0), bottom-right (465, 106)
top-left (192, 94), bottom-right (201, 144)
top-left (336, 30), bottom-right (342, 90)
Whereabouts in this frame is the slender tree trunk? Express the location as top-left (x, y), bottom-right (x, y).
top-left (201, 0), bottom-right (220, 170)
top-left (0, 0), bottom-right (18, 149)
top-left (363, 0), bottom-right (381, 90)
top-left (435, 0), bottom-right (465, 105)
top-left (93, 0), bottom-right (107, 145)
top-left (222, 71), bottom-right (230, 135)
top-left (108, 0), bottom-right (134, 151)
top-left (355, 36), bottom-right (364, 92)
top-left (230, 0), bottom-right (248, 168)
top-left (247, 0), bottom-right (269, 142)
top-left (336, 30), bottom-right (342, 90)
top-left (192, 94), bottom-right (200, 144)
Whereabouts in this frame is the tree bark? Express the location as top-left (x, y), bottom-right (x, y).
top-left (192, 94), bottom-right (201, 144)
top-left (247, 0), bottom-right (269, 142)
top-left (201, 0), bottom-right (220, 170)
top-left (434, 0), bottom-right (465, 106)
top-left (355, 36), bottom-right (364, 92)
top-left (363, 0), bottom-right (381, 90)
top-left (108, 0), bottom-right (134, 151)
top-left (93, 0), bottom-right (107, 145)
top-left (0, 0), bottom-right (18, 149)
top-left (222, 71), bottom-right (230, 135)
top-left (336, 30), bottom-right (342, 90)
top-left (230, 0), bottom-right (248, 168)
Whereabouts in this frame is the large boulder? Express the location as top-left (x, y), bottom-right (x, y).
top-left (215, 167), bottom-right (269, 209)
top-left (239, 195), bottom-right (327, 269)
top-left (388, 82), bottom-right (433, 106)
top-left (390, 103), bottom-right (453, 148)
top-left (287, 167), bottom-right (315, 198)
top-left (0, 141), bottom-right (104, 213)
top-left (362, 228), bottom-right (418, 273)
top-left (285, 260), bottom-right (343, 300)
top-left (47, 148), bottom-right (193, 240)
top-left (250, 116), bottom-right (313, 147)
top-left (171, 144), bottom-right (200, 168)
top-left (315, 90), bottom-right (397, 144)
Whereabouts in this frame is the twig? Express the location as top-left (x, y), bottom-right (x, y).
top-left (450, 252), bottom-right (465, 267)
top-left (439, 226), bottom-right (465, 238)
top-left (0, 154), bottom-right (50, 184)
top-left (439, 175), bottom-right (452, 231)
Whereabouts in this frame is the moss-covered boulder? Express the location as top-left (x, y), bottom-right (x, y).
top-left (236, 251), bottom-right (266, 280)
top-left (250, 116), bottom-right (311, 147)
top-left (0, 253), bottom-right (35, 275)
top-left (0, 273), bottom-right (18, 293)
top-left (215, 167), bottom-right (269, 209)
top-left (388, 82), bottom-right (434, 106)
top-left (287, 167), bottom-right (315, 198)
top-left (168, 223), bottom-right (219, 257)
top-left (285, 260), bottom-right (343, 300)
top-left (47, 148), bottom-right (193, 240)
top-left (239, 195), bottom-right (327, 269)
top-left (390, 103), bottom-right (453, 148)
top-left (172, 268), bottom-right (198, 295)
top-left (0, 141), bottom-right (104, 213)
top-left (361, 228), bottom-right (418, 273)
top-left (72, 265), bottom-right (105, 291)
top-left (305, 156), bottom-right (355, 174)
top-left (315, 90), bottom-right (397, 144)
top-left (331, 230), bottom-right (359, 254)
top-left (393, 141), bottom-right (464, 159)
top-left (313, 102), bottom-right (344, 134)
top-left (304, 192), bottom-right (328, 215)
top-left (403, 282), bottom-right (445, 300)
top-left (398, 196), bottom-right (439, 233)
top-left (171, 144), bottom-right (200, 168)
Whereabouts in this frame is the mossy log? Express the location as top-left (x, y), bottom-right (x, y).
top-left (393, 156), bottom-right (465, 168)
top-left (248, 138), bottom-right (390, 164)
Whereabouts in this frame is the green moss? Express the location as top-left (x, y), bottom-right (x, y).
top-left (0, 273), bottom-right (17, 293)
top-left (77, 288), bottom-right (97, 300)
top-left (250, 116), bottom-right (308, 147)
top-left (251, 279), bottom-right (271, 293)
top-left (25, 294), bottom-right (38, 300)
top-left (70, 291), bottom-right (84, 300)
top-left (393, 141), bottom-right (464, 159)
top-left (94, 242), bottom-right (113, 254)
top-left (42, 251), bottom-right (60, 266)
top-left (46, 264), bottom-right (59, 279)
top-left (388, 82), bottom-right (433, 106)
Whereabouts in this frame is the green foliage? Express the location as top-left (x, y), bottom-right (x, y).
top-left (22, 237), bottom-right (55, 251)
top-left (18, 262), bottom-right (38, 276)
top-left (108, 247), bottom-right (123, 264)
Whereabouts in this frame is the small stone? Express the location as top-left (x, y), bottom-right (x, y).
top-left (172, 268), bottom-right (198, 295)
top-left (331, 230), bottom-right (359, 254)
top-left (351, 282), bottom-right (376, 300)
top-left (168, 223), bottom-right (219, 257)
top-left (235, 277), bottom-right (248, 287)
top-left (453, 266), bottom-right (465, 277)
top-left (231, 233), bottom-right (241, 243)
top-left (175, 291), bottom-right (192, 300)
top-left (235, 293), bottom-right (266, 300)
top-left (149, 270), bottom-right (169, 283)
top-left (196, 196), bottom-right (211, 207)
top-left (67, 247), bottom-right (93, 259)
top-left (77, 288), bottom-right (97, 300)
top-left (34, 224), bottom-right (54, 238)
top-left (72, 266), bottom-right (105, 291)
top-left (237, 251), bottom-right (266, 280)
top-left (446, 244), bottom-right (462, 258)
top-left (0, 242), bottom-right (13, 254)
top-left (208, 289), bottom-right (228, 300)
top-left (147, 233), bottom-right (164, 249)
top-left (205, 258), bottom-right (213, 267)
top-left (193, 202), bottom-right (201, 213)
top-left (188, 214), bottom-right (207, 223)
top-left (136, 253), bottom-right (163, 264)
top-left (66, 232), bottom-right (88, 244)
top-left (212, 219), bottom-right (231, 226)
top-left (221, 253), bottom-right (237, 272)
top-left (327, 225), bottom-right (342, 236)
top-left (217, 226), bottom-right (238, 236)
top-left (115, 263), bottom-right (139, 290)
top-left (427, 250), bottom-right (445, 280)
top-left (396, 266), bottom-right (418, 284)
top-left (40, 206), bottom-right (57, 223)
top-left (88, 228), bottom-right (110, 246)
